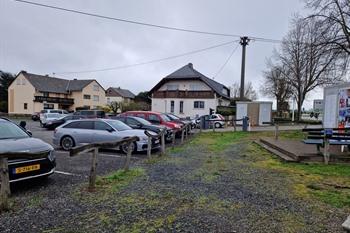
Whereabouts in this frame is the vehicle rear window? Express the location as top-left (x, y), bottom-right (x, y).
top-left (80, 111), bottom-right (94, 116)
top-left (46, 113), bottom-right (60, 118)
top-left (51, 110), bottom-right (61, 114)
top-left (41, 110), bottom-right (47, 113)
top-left (63, 121), bottom-right (93, 129)
top-left (0, 122), bottom-right (29, 140)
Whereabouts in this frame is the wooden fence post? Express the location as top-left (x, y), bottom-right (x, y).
top-left (147, 136), bottom-right (152, 160)
top-left (172, 130), bottom-right (176, 149)
top-left (199, 121), bottom-right (202, 133)
top-left (233, 118), bottom-right (236, 132)
top-left (181, 128), bottom-right (185, 144)
top-left (274, 124), bottom-right (279, 140)
top-left (0, 157), bottom-right (10, 211)
top-left (88, 148), bottom-right (98, 191)
top-left (124, 142), bottom-right (133, 171)
top-left (161, 131), bottom-right (166, 156)
top-left (324, 138), bottom-right (330, 165)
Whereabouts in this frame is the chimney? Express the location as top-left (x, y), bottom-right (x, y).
top-left (73, 78), bottom-right (77, 80)
top-left (188, 63), bottom-right (193, 69)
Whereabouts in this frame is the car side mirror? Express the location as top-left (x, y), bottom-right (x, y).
top-left (27, 130), bottom-right (32, 137)
top-left (137, 123), bottom-right (143, 128)
top-left (107, 128), bottom-right (114, 133)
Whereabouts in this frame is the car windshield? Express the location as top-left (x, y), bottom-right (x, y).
top-left (133, 117), bottom-right (151, 125)
top-left (160, 114), bottom-right (171, 122)
top-left (0, 122), bottom-right (29, 140)
top-left (105, 120), bottom-right (132, 131)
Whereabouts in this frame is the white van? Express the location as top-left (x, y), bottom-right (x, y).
top-left (39, 109), bottom-right (68, 126)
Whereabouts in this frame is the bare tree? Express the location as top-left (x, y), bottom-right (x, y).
top-left (305, 0), bottom-right (350, 54)
top-left (108, 101), bottom-right (121, 114)
top-left (261, 60), bottom-right (292, 116)
top-left (231, 81), bottom-right (258, 100)
top-left (278, 16), bottom-right (346, 119)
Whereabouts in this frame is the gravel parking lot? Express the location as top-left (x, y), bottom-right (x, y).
top-left (8, 119), bottom-right (152, 193)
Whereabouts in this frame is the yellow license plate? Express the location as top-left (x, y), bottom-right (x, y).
top-left (15, 164), bottom-right (40, 174)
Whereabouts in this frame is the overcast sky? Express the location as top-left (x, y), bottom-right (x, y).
top-left (0, 0), bottom-right (320, 109)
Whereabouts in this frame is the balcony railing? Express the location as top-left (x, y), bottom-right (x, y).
top-left (153, 90), bottom-right (215, 99)
top-left (34, 96), bottom-right (74, 105)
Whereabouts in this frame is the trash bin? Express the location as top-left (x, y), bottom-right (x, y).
top-left (242, 116), bottom-right (249, 132)
top-left (200, 115), bottom-right (210, 129)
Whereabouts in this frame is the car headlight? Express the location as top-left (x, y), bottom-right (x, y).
top-left (48, 150), bottom-right (55, 162)
top-left (174, 124), bottom-right (181, 129)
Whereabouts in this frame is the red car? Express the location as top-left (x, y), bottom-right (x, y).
top-left (119, 111), bottom-right (182, 130)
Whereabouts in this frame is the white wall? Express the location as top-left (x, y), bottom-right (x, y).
top-left (152, 98), bottom-right (219, 118)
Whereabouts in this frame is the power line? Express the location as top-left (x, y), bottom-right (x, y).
top-left (53, 40), bottom-right (239, 75)
top-left (213, 43), bottom-right (240, 79)
top-left (13, 0), bottom-right (282, 43)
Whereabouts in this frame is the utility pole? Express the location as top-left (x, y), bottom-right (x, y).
top-left (240, 36), bottom-right (250, 100)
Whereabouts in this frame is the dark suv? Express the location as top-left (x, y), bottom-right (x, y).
top-left (112, 116), bottom-right (174, 142)
top-left (74, 110), bottom-right (105, 118)
top-left (0, 118), bottom-right (56, 182)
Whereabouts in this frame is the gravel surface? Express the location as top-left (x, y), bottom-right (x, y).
top-left (0, 126), bottom-right (348, 232)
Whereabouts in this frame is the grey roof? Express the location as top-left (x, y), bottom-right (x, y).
top-left (110, 87), bottom-right (135, 99)
top-left (20, 71), bottom-right (96, 94)
top-left (150, 63), bottom-right (230, 99)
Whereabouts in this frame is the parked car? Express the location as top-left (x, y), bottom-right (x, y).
top-left (40, 113), bottom-right (63, 128)
top-left (31, 112), bottom-right (40, 121)
top-left (73, 110), bottom-right (105, 118)
top-left (53, 119), bottom-right (159, 153)
top-left (209, 114), bottom-right (225, 128)
top-left (119, 111), bottom-right (182, 131)
top-left (0, 118), bottom-right (56, 182)
top-left (164, 113), bottom-right (195, 129)
top-left (44, 114), bottom-right (86, 130)
top-left (112, 116), bottom-right (173, 142)
top-left (39, 109), bottom-right (68, 124)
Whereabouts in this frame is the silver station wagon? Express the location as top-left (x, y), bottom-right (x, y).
top-left (53, 119), bottom-right (160, 153)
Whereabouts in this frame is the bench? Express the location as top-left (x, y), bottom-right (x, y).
top-left (302, 128), bottom-right (350, 164)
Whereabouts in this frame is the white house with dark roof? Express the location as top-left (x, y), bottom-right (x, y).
top-left (8, 71), bottom-right (106, 114)
top-left (149, 63), bottom-right (231, 118)
top-left (105, 87), bottom-right (135, 104)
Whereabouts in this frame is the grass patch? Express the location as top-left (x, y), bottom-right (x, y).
top-left (248, 143), bottom-right (350, 208)
top-left (191, 154), bottom-right (229, 182)
top-left (73, 168), bottom-right (146, 204)
top-left (99, 168), bottom-right (145, 192)
top-left (193, 131), bottom-right (248, 152)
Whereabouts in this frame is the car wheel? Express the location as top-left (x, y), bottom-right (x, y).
top-left (40, 121), bottom-right (44, 128)
top-left (215, 122), bottom-right (221, 128)
top-left (121, 142), bottom-right (136, 154)
top-left (61, 136), bottom-right (75, 151)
